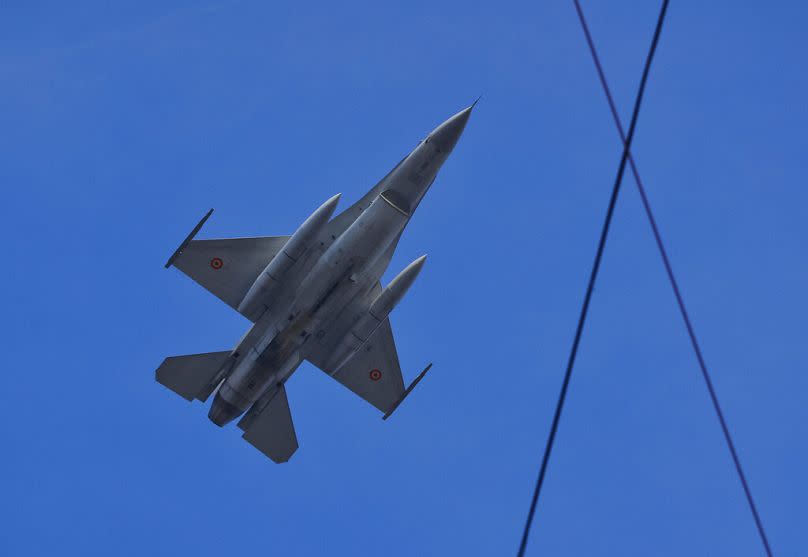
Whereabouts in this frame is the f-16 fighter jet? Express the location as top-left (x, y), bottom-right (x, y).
top-left (156, 104), bottom-right (474, 462)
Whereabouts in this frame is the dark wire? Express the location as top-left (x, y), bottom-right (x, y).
top-left (516, 1), bottom-right (670, 555)
top-left (572, 1), bottom-right (774, 554)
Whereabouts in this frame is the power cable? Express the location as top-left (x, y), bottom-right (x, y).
top-left (571, 2), bottom-right (773, 554)
top-left (516, 2), bottom-right (670, 555)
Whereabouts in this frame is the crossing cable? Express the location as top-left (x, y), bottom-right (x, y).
top-left (572, 1), bottom-right (773, 554)
top-left (516, 2), bottom-right (669, 555)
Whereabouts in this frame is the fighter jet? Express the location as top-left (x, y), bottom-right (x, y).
top-left (156, 104), bottom-right (474, 462)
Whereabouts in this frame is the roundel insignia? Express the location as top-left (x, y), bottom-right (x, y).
top-left (369, 369), bottom-right (382, 381)
top-left (210, 257), bottom-right (224, 270)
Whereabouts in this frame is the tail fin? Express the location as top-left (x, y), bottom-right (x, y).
top-left (155, 351), bottom-right (231, 402)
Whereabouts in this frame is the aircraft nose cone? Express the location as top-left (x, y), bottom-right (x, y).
top-left (428, 104), bottom-right (475, 153)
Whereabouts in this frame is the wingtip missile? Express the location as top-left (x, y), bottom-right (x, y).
top-left (382, 362), bottom-right (434, 421)
top-left (165, 208), bottom-right (214, 269)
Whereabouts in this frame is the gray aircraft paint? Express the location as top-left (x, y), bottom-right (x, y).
top-left (156, 105), bottom-right (473, 462)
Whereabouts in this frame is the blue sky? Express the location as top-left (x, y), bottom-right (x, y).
top-left (1, 1), bottom-right (806, 555)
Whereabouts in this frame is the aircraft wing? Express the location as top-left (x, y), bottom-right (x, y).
top-left (305, 283), bottom-right (406, 415)
top-left (168, 236), bottom-right (289, 318)
top-left (329, 317), bottom-right (406, 413)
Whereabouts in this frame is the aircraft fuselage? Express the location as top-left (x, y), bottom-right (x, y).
top-left (208, 107), bottom-right (471, 426)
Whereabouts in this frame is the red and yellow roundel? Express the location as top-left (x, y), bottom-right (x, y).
top-left (210, 257), bottom-right (224, 270)
top-left (369, 369), bottom-right (382, 381)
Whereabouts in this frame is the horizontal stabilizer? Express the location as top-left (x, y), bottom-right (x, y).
top-left (155, 351), bottom-right (231, 402)
top-left (241, 384), bottom-right (298, 463)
